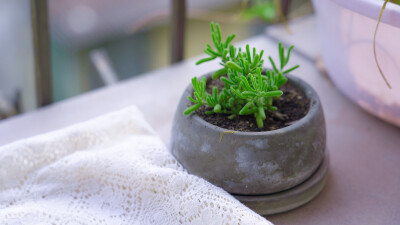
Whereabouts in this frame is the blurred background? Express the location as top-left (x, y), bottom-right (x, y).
top-left (0, 0), bottom-right (313, 120)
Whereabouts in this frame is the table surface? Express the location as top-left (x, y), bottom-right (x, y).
top-left (1, 16), bottom-right (400, 225)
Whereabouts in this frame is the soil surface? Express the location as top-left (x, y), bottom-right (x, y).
top-left (196, 77), bottom-right (310, 132)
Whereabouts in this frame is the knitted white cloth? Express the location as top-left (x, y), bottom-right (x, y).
top-left (0, 106), bottom-right (271, 225)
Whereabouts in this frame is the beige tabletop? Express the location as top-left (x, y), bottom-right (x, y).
top-left (1, 15), bottom-right (399, 225)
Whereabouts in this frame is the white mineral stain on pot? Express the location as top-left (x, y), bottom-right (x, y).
top-left (175, 132), bottom-right (190, 152)
top-left (200, 143), bottom-right (211, 153)
top-left (235, 146), bottom-right (282, 185)
top-left (235, 146), bottom-right (260, 176)
top-left (261, 161), bottom-right (279, 174)
top-left (312, 139), bottom-right (320, 151)
top-left (245, 139), bottom-right (269, 149)
top-left (223, 180), bottom-right (242, 189)
top-left (296, 159), bottom-right (304, 167)
top-left (295, 141), bottom-right (304, 147)
top-left (268, 172), bottom-right (284, 185)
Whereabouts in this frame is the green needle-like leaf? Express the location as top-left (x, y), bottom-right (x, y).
top-left (220, 77), bottom-right (235, 85)
top-left (231, 87), bottom-right (246, 99)
top-left (269, 56), bottom-right (278, 72)
top-left (255, 113), bottom-right (264, 128)
top-left (212, 68), bottom-right (228, 79)
top-left (240, 76), bottom-right (253, 91)
top-left (183, 103), bottom-right (202, 115)
top-left (214, 104), bottom-right (222, 113)
top-left (284, 45), bottom-right (294, 66)
top-left (259, 50), bottom-right (264, 59)
top-left (279, 42), bottom-right (284, 69)
top-left (204, 48), bottom-right (220, 57)
top-left (258, 106), bottom-right (266, 120)
top-left (226, 61), bottom-right (242, 72)
top-left (212, 87), bottom-right (218, 99)
top-left (261, 90), bottom-right (283, 97)
top-left (283, 65), bottom-right (300, 74)
top-left (239, 101), bottom-right (254, 115)
top-left (251, 55), bottom-right (260, 68)
top-left (229, 45), bottom-right (236, 59)
top-left (242, 91), bottom-right (257, 97)
top-left (188, 96), bottom-right (197, 103)
top-left (246, 45), bottom-right (251, 62)
top-left (196, 56), bottom-right (217, 65)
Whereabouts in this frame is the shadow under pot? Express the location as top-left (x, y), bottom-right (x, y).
top-left (169, 72), bottom-right (328, 214)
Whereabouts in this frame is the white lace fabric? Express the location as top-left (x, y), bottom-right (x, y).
top-left (0, 106), bottom-right (272, 225)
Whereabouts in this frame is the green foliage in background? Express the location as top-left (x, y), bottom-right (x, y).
top-left (184, 22), bottom-right (299, 128)
top-left (241, 0), bottom-right (277, 21)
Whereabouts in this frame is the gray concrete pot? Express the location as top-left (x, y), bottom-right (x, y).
top-left (170, 72), bottom-right (326, 195)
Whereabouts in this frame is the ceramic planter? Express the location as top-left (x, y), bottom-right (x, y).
top-left (312, 0), bottom-right (400, 127)
top-left (169, 72), bottom-right (328, 214)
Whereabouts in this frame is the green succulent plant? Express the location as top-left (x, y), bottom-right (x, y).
top-left (184, 22), bottom-right (299, 128)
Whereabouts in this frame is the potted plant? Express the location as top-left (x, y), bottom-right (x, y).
top-left (169, 22), bottom-right (328, 215)
top-left (312, 0), bottom-right (400, 127)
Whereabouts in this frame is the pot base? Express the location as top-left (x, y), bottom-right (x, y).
top-left (232, 150), bottom-right (329, 215)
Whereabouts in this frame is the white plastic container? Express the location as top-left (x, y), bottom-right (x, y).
top-left (312, 0), bottom-right (400, 126)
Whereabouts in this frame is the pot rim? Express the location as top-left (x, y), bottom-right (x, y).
top-left (185, 73), bottom-right (321, 137)
top-left (329, 0), bottom-right (400, 28)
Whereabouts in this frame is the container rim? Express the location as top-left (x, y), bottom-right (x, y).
top-left (330, 0), bottom-right (400, 28)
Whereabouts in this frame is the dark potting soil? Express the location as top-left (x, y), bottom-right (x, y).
top-left (196, 77), bottom-right (310, 132)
